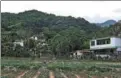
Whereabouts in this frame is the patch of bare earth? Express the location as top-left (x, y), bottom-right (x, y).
top-left (49, 71), bottom-right (55, 78)
top-left (75, 74), bottom-right (80, 78)
top-left (79, 71), bottom-right (88, 78)
top-left (16, 71), bottom-right (28, 78)
top-left (91, 76), bottom-right (102, 78)
top-left (60, 72), bottom-right (68, 78)
top-left (32, 71), bottom-right (41, 78)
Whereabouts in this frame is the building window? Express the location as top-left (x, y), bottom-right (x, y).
top-left (97, 38), bottom-right (110, 45)
top-left (91, 41), bottom-right (95, 46)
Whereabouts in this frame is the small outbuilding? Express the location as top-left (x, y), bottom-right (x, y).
top-left (72, 49), bottom-right (90, 59)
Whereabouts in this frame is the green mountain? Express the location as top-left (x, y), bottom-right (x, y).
top-left (96, 20), bottom-right (117, 27)
top-left (2, 10), bottom-right (101, 37)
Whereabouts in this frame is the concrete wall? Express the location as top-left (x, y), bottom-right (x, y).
top-left (112, 37), bottom-right (121, 47)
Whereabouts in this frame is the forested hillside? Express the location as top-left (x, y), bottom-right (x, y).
top-left (1, 10), bottom-right (121, 58)
top-left (95, 22), bottom-right (121, 38)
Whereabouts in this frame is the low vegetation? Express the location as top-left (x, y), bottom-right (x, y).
top-left (1, 57), bottom-right (121, 78)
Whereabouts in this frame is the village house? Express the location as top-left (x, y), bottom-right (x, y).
top-left (90, 37), bottom-right (121, 59)
top-left (13, 40), bottom-right (24, 50)
top-left (30, 36), bottom-right (38, 40)
top-left (13, 40), bottom-right (24, 47)
top-left (72, 49), bottom-right (90, 59)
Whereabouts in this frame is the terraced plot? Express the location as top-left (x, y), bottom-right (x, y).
top-left (1, 68), bottom-right (121, 78)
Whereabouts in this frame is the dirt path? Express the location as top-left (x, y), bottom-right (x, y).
top-left (49, 71), bottom-right (55, 78)
top-left (75, 74), bottom-right (80, 78)
top-left (16, 71), bottom-right (28, 78)
top-left (2, 73), bottom-right (12, 77)
top-left (32, 71), bottom-right (41, 78)
top-left (60, 72), bottom-right (68, 78)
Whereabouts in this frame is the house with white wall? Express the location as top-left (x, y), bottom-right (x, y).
top-left (71, 49), bottom-right (90, 59)
top-left (90, 37), bottom-right (121, 58)
top-left (13, 40), bottom-right (24, 50)
top-left (13, 40), bottom-right (24, 47)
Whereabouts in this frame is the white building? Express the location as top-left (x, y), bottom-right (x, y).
top-left (90, 37), bottom-right (121, 58)
top-left (72, 49), bottom-right (90, 59)
top-left (13, 40), bottom-right (24, 47)
top-left (13, 40), bottom-right (24, 50)
top-left (30, 36), bottom-right (38, 40)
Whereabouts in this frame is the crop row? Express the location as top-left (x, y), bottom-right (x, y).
top-left (1, 69), bottom-right (121, 78)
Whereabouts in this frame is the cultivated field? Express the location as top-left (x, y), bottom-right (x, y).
top-left (1, 57), bottom-right (121, 78)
